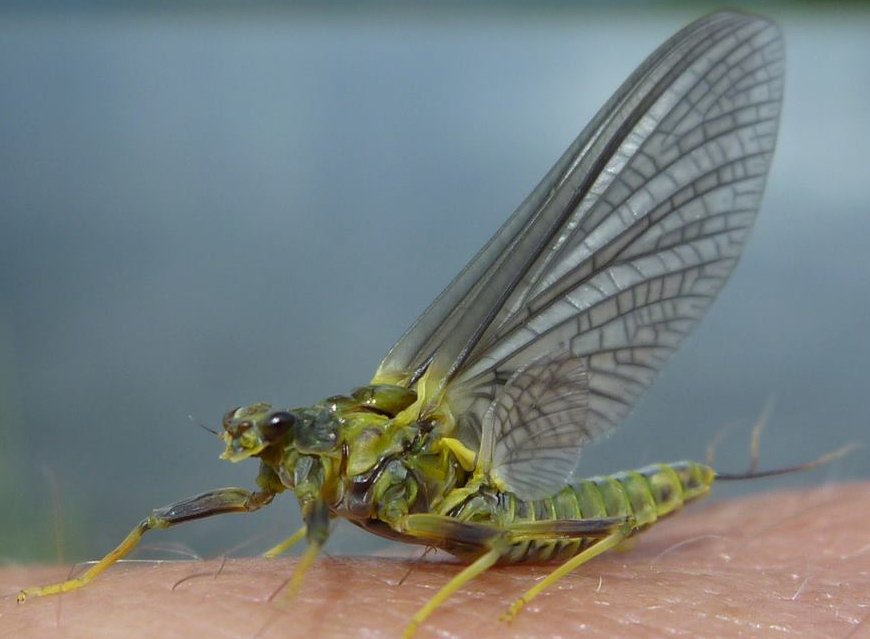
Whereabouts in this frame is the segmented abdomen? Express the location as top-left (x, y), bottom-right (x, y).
top-left (499, 461), bottom-right (715, 563)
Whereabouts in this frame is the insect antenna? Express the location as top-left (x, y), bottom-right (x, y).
top-left (189, 414), bottom-right (219, 436)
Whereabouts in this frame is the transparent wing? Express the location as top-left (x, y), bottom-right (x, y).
top-left (476, 353), bottom-right (595, 498)
top-left (375, 12), bottom-right (784, 499)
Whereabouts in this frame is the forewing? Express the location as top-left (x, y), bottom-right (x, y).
top-left (376, 12), bottom-right (784, 499)
top-left (372, 12), bottom-right (752, 389)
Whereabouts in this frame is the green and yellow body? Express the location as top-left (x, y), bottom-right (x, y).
top-left (13, 11), bottom-right (821, 639)
top-left (18, 384), bottom-right (715, 614)
top-left (247, 384), bottom-right (716, 560)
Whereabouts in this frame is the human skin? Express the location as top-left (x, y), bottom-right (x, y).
top-left (1, 483), bottom-right (868, 639)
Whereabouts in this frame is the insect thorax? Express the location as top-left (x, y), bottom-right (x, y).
top-left (224, 384), bottom-right (472, 529)
top-left (326, 404), bottom-right (472, 525)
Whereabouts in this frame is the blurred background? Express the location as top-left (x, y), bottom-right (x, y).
top-left (1, 1), bottom-right (868, 565)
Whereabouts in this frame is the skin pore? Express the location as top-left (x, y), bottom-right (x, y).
top-left (1, 483), bottom-right (868, 639)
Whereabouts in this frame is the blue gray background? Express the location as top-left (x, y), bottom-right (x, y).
top-left (1, 3), bottom-right (868, 563)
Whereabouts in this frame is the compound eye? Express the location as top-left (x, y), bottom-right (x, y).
top-left (222, 407), bottom-right (241, 432)
top-left (263, 411), bottom-right (295, 441)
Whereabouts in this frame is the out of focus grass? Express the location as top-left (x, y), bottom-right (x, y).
top-left (0, 324), bottom-right (85, 563)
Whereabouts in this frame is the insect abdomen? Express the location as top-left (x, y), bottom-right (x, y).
top-left (597, 461), bottom-right (715, 524)
top-left (502, 461), bottom-right (715, 563)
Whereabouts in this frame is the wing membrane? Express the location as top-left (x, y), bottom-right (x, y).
top-left (375, 12), bottom-right (784, 499)
top-left (476, 353), bottom-right (596, 498)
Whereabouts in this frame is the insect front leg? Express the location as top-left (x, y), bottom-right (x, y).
top-left (18, 487), bottom-right (276, 602)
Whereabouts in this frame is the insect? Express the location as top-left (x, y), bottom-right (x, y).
top-left (20, 9), bottom-right (826, 638)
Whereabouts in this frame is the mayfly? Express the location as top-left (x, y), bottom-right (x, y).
top-left (20, 10), bottom-right (832, 638)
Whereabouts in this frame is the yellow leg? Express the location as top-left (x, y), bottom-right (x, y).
top-left (18, 487), bottom-right (274, 602)
top-left (501, 529), bottom-right (627, 622)
top-left (271, 540), bottom-right (322, 602)
top-left (268, 499), bottom-right (331, 602)
top-left (288, 541), bottom-right (321, 596)
top-left (403, 547), bottom-right (502, 639)
top-left (262, 526), bottom-right (306, 558)
top-left (393, 512), bottom-right (629, 636)
top-left (18, 521), bottom-right (152, 601)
